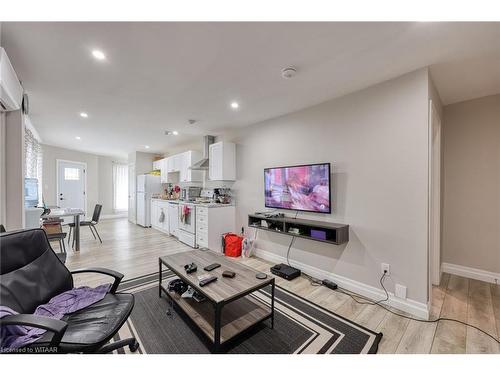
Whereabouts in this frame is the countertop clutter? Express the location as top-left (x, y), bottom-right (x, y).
top-left (151, 198), bottom-right (234, 208)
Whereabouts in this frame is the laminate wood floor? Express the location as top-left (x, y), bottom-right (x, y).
top-left (63, 218), bottom-right (500, 354)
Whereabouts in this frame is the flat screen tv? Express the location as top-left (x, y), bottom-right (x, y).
top-left (264, 163), bottom-right (331, 213)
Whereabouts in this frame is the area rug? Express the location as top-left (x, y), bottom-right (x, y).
top-left (113, 271), bottom-right (382, 354)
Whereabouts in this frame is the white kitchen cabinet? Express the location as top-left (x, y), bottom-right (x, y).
top-left (168, 203), bottom-right (179, 237)
top-left (152, 160), bottom-right (162, 171)
top-left (166, 156), bottom-right (175, 173)
top-left (160, 158), bottom-right (169, 183)
top-left (209, 141), bottom-right (236, 181)
top-left (173, 154), bottom-right (182, 172)
top-left (195, 205), bottom-right (235, 252)
top-left (151, 200), bottom-right (170, 234)
top-left (150, 200), bottom-right (158, 228)
top-left (179, 151), bottom-right (203, 183)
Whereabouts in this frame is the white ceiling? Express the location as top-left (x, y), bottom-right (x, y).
top-left (2, 22), bottom-right (499, 158)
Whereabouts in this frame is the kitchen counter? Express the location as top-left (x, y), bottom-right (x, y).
top-left (150, 198), bottom-right (234, 208)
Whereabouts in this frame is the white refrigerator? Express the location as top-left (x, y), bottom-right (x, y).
top-left (136, 174), bottom-right (161, 227)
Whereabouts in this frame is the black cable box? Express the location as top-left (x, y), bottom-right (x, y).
top-left (270, 263), bottom-right (301, 281)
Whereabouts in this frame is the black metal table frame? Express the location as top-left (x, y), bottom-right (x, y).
top-left (159, 258), bottom-right (275, 352)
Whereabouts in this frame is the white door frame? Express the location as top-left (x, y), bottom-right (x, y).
top-left (56, 159), bottom-right (88, 215)
top-left (428, 100), bottom-right (442, 297)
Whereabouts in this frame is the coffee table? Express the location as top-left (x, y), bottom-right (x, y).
top-left (159, 250), bottom-right (275, 352)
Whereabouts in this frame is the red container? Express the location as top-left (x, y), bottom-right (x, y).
top-left (223, 233), bottom-right (243, 257)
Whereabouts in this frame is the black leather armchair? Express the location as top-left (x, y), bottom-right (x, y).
top-left (0, 228), bottom-right (139, 353)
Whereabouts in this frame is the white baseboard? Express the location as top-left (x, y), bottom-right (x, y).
top-left (254, 248), bottom-right (429, 319)
top-left (441, 262), bottom-right (500, 285)
top-left (101, 212), bottom-right (128, 220)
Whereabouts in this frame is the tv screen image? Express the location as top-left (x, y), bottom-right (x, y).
top-left (264, 163), bottom-right (331, 213)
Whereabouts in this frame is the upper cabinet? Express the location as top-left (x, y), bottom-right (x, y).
top-left (158, 150), bottom-right (203, 183)
top-left (180, 151), bottom-right (203, 183)
top-left (209, 141), bottom-right (236, 181)
top-left (160, 158), bottom-right (169, 183)
top-left (152, 159), bottom-right (162, 171)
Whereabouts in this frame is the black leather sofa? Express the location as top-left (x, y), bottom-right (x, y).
top-left (0, 228), bottom-right (139, 353)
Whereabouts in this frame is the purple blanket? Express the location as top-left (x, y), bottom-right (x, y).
top-left (1, 283), bottom-right (111, 351)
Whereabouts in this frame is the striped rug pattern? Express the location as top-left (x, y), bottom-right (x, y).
top-left (111, 271), bottom-right (382, 354)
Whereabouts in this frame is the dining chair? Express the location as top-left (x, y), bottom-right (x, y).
top-left (42, 219), bottom-right (67, 254)
top-left (68, 204), bottom-right (103, 246)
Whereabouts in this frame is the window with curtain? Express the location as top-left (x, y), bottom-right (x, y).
top-left (113, 163), bottom-right (128, 212)
top-left (24, 127), bottom-right (43, 205)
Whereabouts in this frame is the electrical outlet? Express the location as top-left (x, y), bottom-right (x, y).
top-left (395, 284), bottom-right (407, 299)
top-left (381, 263), bottom-right (390, 276)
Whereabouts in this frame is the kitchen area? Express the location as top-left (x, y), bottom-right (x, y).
top-left (132, 136), bottom-right (237, 253)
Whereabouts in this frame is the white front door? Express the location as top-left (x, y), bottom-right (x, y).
top-left (57, 160), bottom-right (86, 223)
top-left (128, 163), bottom-right (136, 223)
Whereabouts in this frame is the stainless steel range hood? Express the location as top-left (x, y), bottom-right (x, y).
top-left (189, 135), bottom-right (215, 170)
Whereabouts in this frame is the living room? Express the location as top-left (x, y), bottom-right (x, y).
top-left (1, 1), bottom-right (499, 372)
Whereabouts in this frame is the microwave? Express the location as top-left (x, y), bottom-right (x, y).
top-left (181, 187), bottom-right (201, 201)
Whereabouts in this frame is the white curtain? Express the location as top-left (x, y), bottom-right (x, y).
top-left (113, 163), bottom-right (128, 211)
top-left (24, 127), bottom-right (43, 205)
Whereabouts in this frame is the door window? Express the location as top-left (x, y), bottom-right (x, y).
top-left (64, 168), bottom-right (80, 180)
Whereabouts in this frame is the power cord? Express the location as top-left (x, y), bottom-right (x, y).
top-left (333, 271), bottom-right (500, 345)
top-left (281, 236), bottom-right (499, 344)
top-left (285, 236), bottom-right (295, 267)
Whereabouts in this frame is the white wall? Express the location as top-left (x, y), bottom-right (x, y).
top-left (0, 112), bottom-right (6, 226)
top-left (0, 19), bottom-right (4, 225)
top-left (219, 69), bottom-right (431, 308)
top-left (4, 110), bottom-right (25, 230)
top-left (42, 144), bottom-right (126, 217)
top-left (442, 94), bottom-right (500, 274)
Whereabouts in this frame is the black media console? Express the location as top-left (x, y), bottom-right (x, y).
top-left (248, 214), bottom-right (349, 245)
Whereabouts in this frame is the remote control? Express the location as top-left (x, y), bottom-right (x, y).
top-left (199, 276), bottom-right (217, 287)
top-left (203, 263), bottom-right (221, 271)
top-left (222, 270), bottom-right (235, 278)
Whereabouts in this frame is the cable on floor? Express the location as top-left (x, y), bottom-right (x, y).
top-left (280, 234), bottom-right (499, 344)
top-left (333, 273), bottom-right (500, 345)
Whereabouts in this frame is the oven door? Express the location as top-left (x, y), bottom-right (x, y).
top-left (178, 203), bottom-right (195, 233)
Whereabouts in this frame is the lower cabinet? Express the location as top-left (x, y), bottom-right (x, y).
top-left (168, 203), bottom-right (179, 237)
top-left (151, 200), bottom-right (170, 234)
top-left (195, 205), bottom-right (235, 252)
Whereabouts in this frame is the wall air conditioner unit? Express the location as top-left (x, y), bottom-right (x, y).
top-left (0, 47), bottom-right (23, 112)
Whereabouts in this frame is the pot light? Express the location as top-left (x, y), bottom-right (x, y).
top-left (92, 50), bottom-right (106, 60)
top-left (80, 112), bottom-right (88, 118)
top-left (144, 145), bottom-right (150, 149)
top-left (172, 131), bottom-right (179, 135)
top-left (75, 136), bottom-right (81, 140)
top-left (230, 101), bottom-right (239, 109)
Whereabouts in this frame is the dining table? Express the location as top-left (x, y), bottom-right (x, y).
top-left (42, 208), bottom-right (85, 252)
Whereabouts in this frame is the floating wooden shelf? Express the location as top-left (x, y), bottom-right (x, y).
top-left (248, 214), bottom-right (349, 245)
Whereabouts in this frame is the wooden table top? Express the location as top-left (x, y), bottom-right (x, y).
top-left (160, 250), bottom-right (274, 304)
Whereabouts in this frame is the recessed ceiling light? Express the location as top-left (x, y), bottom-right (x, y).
top-left (144, 145), bottom-right (150, 149)
top-left (91, 50), bottom-right (106, 60)
top-left (75, 136), bottom-right (81, 140)
top-left (172, 131), bottom-right (179, 136)
top-left (230, 101), bottom-right (239, 109)
top-left (80, 112), bottom-right (88, 118)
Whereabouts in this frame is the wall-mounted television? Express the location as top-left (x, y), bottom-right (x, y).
top-left (264, 163), bottom-right (331, 213)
